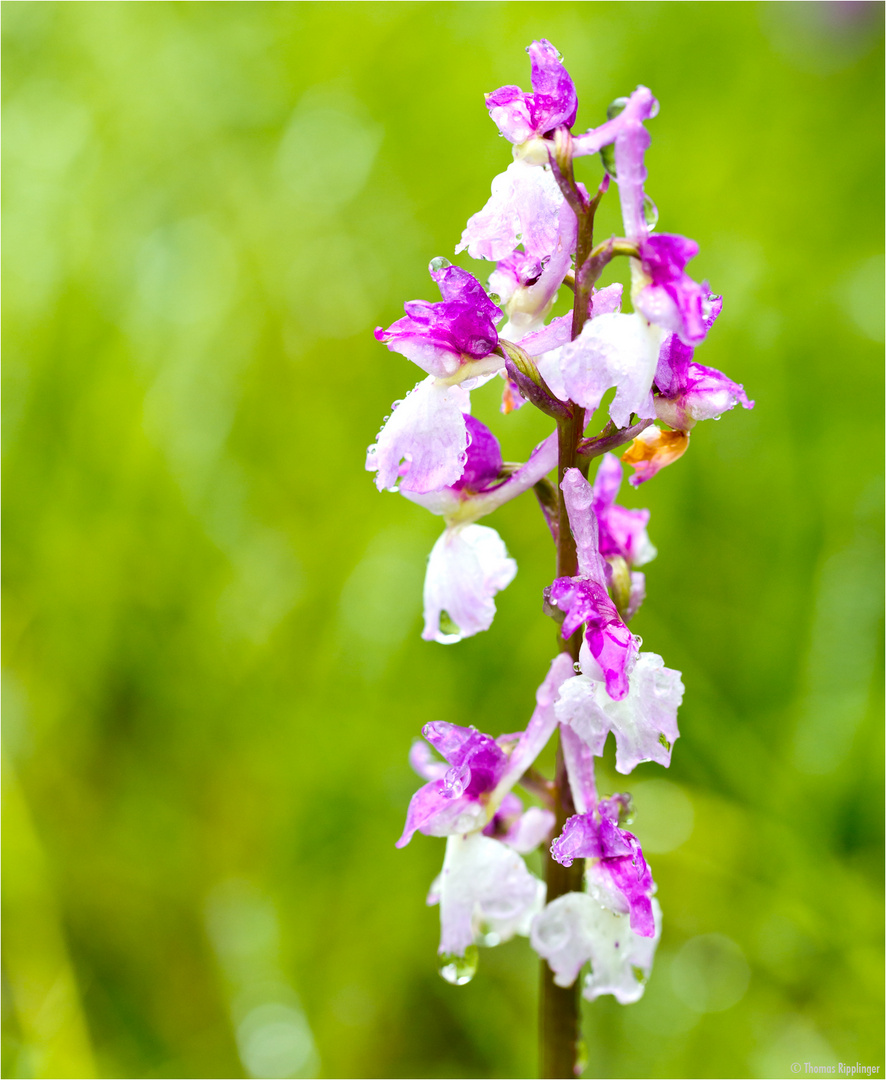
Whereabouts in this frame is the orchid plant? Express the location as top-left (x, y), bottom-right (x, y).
top-left (368, 40), bottom-right (753, 1078)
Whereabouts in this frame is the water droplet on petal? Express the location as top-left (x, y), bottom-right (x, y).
top-left (438, 610), bottom-right (460, 638)
top-left (487, 292), bottom-right (502, 306)
top-left (606, 97), bottom-right (629, 121)
top-left (430, 256), bottom-right (452, 274)
top-left (643, 194), bottom-right (659, 231)
top-left (658, 732), bottom-right (671, 752)
top-left (438, 945), bottom-right (478, 985)
top-left (599, 143), bottom-right (616, 179)
top-left (573, 662), bottom-right (582, 673)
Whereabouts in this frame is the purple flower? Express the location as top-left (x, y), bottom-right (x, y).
top-left (571, 85), bottom-right (716, 346)
top-left (654, 297), bottom-right (754, 429)
top-left (544, 469), bottom-right (638, 700)
top-left (531, 891), bottom-right (660, 1002)
top-left (592, 453), bottom-right (656, 568)
top-left (457, 160), bottom-right (579, 343)
top-left (634, 234), bottom-right (710, 346)
top-left (397, 653), bottom-right (574, 847)
top-left (550, 798), bottom-right (655, 937)
top-left (375, 261), bottom-right (502, 380)
top-left (485, 40), bottom-right (578, 145)
top-left (555, 652), bottom-right (683, 774)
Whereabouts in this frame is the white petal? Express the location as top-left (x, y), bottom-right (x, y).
top-left (545, 313), bottom-right (661, 427)
top-left (369, 377), bottom-right (469, 494)
top-left (422, 524), bottom-right (517, 643)
top-left (555, 652), bottom-right (683, 774)
top-left (457, 161), bottom-right (564, 262)
top-left (530, 891), bottom-right (661, 1003)
top-left (439, 833), bottom-right (545, 955)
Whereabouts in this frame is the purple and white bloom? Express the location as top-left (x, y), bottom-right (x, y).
top-left (571, 84), bottom-right (657, 166)
top-left (592, 453), bottom-right (656, 568)
top-left (545, 469), bottom-right (638, 700)
top-left (607, 99), bottom-right (713, 346)
top-left (400, 654), bottom-right (574, 957)
top-left (535, 313), bottom-right (663, 427)
top-left (375, 261), bottom-right (503, 381)
top-left (485, 39), bottom-right (578, 146)
top-left (397, 653), bottom-right (574, 848)
top-left (571, 84), bottom-right (714, 347)
top-left (550, 797), bottom-right (655, 937)
top-left (531, 891), bottom-right (661, 1003)
top-left (556, 651), bottom-right (684, 774)
top-left (402, 419), bottom-right (558, 642)
top-left (634, 234), bottom-right (711, 346)
top-left (457, 160), bottom-right (578, 342)
top-left (653, 297), bottom-right (754, 429)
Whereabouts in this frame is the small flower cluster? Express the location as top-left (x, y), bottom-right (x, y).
top-left (369, 41), bottom-right (752, 1006)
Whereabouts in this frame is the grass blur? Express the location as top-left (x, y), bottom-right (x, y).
top-left (2, 3), bottom-right (883, 1078)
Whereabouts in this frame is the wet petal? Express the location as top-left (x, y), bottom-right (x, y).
top-left (621, 425), bottom-right (690, 486)
top-left (438, 832), bottom-right (546, 955)
top-left (422, 523), bottom-right (517, 643)
top-left (396, 779), bottom-right (486, 847)
top-left (548, 313), bottom-right (661, 428)
top-left (531, 891), bottom-right (661, 1001)
top-left (367, 377), bottom-right (470, 494)
top-left (556, 652), bottom-right (683, 773)
top-left (485, 39), bottom-right (577, 144)
top-left (457, 161), bottom-right (565, 262)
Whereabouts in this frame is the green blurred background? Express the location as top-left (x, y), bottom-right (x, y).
top-left (3, 2), bottom-right (883, 1078)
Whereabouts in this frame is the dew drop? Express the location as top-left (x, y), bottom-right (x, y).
top-left (573, 661), bottom-right (582, 673)
top-left (487, 292), bottom-right (502, 306)
top-left (429, 256), bottom-right (452, 273)
top-left (438, 610), bottom-right (460, 638)
top-left (599, 143), bottom-right (616, 179)
top-left (606, 97), bottom-right (629, 121)
top-left (643, 194), bottom-right (659, 231)
top-left (438, 945), bottom-right (478, 986)
top-left (658, 732), bottom-right (671, 752)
